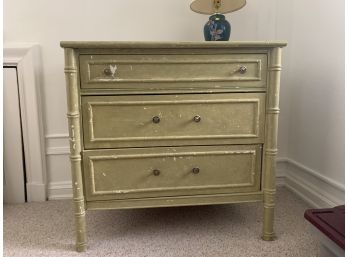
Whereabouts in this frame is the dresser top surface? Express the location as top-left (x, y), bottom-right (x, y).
top-left (60, 41), bottom-right (287, 49)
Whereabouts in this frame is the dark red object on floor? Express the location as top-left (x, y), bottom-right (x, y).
top-left (304, 205), bottom-right (345, 249)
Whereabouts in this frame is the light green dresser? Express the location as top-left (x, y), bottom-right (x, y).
top-left (61, 41), bottom-right (286, 252)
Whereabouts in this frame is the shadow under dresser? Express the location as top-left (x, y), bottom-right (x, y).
top-left (60, 41), bottom-right (286, 252)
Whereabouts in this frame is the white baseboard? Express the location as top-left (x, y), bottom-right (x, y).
top-left (47, 181), bottom-right (73, 200)
top-left (46, 146), bottom-right (70, 155)
top-left (278, 158), bottom-right (344, 208)
top-left (276, 158), bottom-right (288, 187)
top-left (27, 182), bottom-right (47, 201)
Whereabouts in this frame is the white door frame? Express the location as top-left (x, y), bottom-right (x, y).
top-left (3, 67), bottom-right (26, 203)
top-left (4, 44), bottom-right (47, 201)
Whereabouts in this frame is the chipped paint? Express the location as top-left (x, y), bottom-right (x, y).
top-left (97, 78), bottom-right (118, 81)
top-left (71, 125), bottom-right (75, 138)
top-left (114, 190), bottom-right (129, 194)
top-left (109, 64), bottom-right (117, 77)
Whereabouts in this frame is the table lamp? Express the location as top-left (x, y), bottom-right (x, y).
top-left (190, 0), bottom-right (246, 41)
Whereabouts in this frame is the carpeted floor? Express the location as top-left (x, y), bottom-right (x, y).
top-left (4, 187), bottom-right (319, 257)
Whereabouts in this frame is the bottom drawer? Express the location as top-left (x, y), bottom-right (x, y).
top-left (83, 145), bottom-right (262, 201)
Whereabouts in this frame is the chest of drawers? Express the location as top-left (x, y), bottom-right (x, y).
top-left (61, 41), bottom-right (286, 252)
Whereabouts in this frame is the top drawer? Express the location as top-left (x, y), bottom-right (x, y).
top-left (79, 54), bottom-right (267, 91)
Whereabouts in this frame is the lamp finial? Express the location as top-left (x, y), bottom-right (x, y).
top-left (214, 0), bottom-right (221, 13)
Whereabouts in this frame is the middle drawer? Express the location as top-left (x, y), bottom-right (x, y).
top-left (81, 93), bottom-right (265, 149)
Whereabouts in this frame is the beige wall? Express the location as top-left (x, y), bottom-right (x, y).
top-left (276, 0), bottom-right (345, 184)
top-left (4, 0), bottom-right (344, 197)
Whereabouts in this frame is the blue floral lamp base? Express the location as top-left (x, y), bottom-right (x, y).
top-left (204, 14), bottom-right (231, 41)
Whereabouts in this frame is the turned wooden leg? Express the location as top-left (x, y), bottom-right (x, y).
top-left (74, 201), bottom-right (87, 252)
top-left (261, 47), bottom-right (282, 241)
top-left (261, 147), bottom-right (277, 241)
top-left (64, 48), bottom-right (87, 252)
top-left (73, 185), bottom-right (87, 252)
top-left (262, 189), bottom-right (276, 241)
top-left (70, 154), bottom-right (87, 252)
top-left (71, 155), bottom-right (87, 252)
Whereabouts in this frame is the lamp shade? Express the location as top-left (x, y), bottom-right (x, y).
top-left (190, 0), bottom-right (246, 15)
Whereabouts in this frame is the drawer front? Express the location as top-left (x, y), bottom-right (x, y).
top-left (83, 145), bottom-right (262, 201)
top-left (82, 93), bottom-right (265, 149)
top-left (79, 54), bottom-right (267, 90)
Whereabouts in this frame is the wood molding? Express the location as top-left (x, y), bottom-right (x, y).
top-left (45, 133), bottom-right (69, 139)
top-left (45, 134), bottom-right (69, 155)
top-left (46, 146), bottom-right (70, 155)
top-left (4, 44), bottom-right (47, 202)
top-left (47, 181), bottom-right (73, 200)
top-left (278, 158), bottom-right (344, 208)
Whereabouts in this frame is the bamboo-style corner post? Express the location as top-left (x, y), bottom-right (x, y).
top-left (262, 47), bottom-right (282, 241)
top-left (64, 48), bottom-right (87, 252)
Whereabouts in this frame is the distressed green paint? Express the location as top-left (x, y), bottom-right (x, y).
top-left (60, 41), bottom-right (287, 49)
top-left (262, 47), bottom-right (283, 241)
top-left (61, 41), bottom-right (286, 251)
top-left (79, 53), bottom-right (267, 90)
top-left (86, 191), bottom-right (264, 210)
top-left (83, 145), bottom-right (262, 201)
top-left (63, 48), bottom-right (87, 252)
top-left (82, 93), bottom-right (265, 149)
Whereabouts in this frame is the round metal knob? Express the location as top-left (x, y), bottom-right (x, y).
top-left (192, 167), bottom-right (200, 174)
top-left (153, 169), bottom-right (161, 176)
top-left (193, 115), bottom-right (201, 123)
top-left (239, 66), bottom-right (247, 74)
top-left (104, 68), bottom-right (112, 76)
top-left (152, 116), bottom-right (161, 124)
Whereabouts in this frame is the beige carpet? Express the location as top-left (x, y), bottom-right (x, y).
top-left (4, 187), bottom-right (319, 257)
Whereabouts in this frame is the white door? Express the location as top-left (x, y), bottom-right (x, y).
top-left (3, 67), bottom-right (26, 203)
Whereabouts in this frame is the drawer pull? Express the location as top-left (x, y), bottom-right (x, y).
top-left (193, 115), bottom-right (201, 123)
top-left (103, 68), bottom-right (112, 76)
top-left (153, 169), bottom-right (161, 176)
top-left (239, 66), bottom-right (247, 74)
top-left (192, 167), bottom-right (200, 174)
top-left (152, 116), bottom-right (161, 124)
top-left (104, 65), bottom-right (118, 77)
